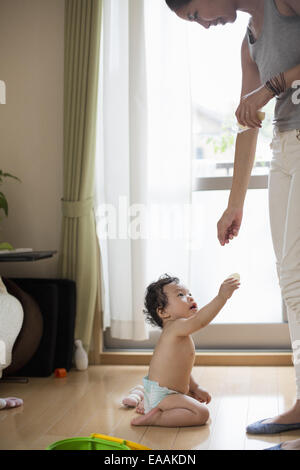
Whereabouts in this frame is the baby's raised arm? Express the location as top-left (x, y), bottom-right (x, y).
top-left (173, 277), bottom-right (240, 336)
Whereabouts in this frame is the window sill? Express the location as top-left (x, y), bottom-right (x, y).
top-left (99, 350), bottom-right (292, 366)
top-left (104, 323), bottom-right (291, 351)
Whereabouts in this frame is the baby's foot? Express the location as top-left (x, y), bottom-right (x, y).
top-left (0, 397), bottom-right (23, 410)
top-left (136, 399), bottom-right (145, 415)
top-left (131, 407), bottom-right (160, 426)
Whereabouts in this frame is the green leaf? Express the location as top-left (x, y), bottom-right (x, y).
top-left (0, 170), bottom-right (21, 185)
top-left (0, 171), bottom-right (21, 217)
top-left (2, 172), bottom-right (21, 183)
top-left (0, 192), bottom-right (8, 216)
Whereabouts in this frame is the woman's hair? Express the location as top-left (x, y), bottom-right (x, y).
top-left (143, 273), bottom-right (180, 329)
top-left (165, 0), bottom-right (192, 11)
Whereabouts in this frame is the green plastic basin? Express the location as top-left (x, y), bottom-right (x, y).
top-left (46, 437), bottom-right (130, 451)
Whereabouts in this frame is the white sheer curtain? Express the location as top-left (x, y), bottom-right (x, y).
top-left (95, 0), bottom-right (192, 340)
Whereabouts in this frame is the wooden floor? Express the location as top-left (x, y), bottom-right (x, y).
top-left (1, 365), bottom-right (300, 450)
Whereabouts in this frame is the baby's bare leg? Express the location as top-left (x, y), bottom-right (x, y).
top-left (131, 393), bottom-right (209, 427)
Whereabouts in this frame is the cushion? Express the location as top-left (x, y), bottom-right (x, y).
top-left (0, 277), bottom-right (23, 375)
top-left (2, 278), bottom-right (43, 376)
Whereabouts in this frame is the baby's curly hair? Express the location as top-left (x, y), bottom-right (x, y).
top-left (143, 273), bottom-right (180, 329)
top-left (165, 0), bottom-right (192, 11)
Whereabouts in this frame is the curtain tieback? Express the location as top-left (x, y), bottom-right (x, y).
top-left (61, 198), bottom-right (94, 218)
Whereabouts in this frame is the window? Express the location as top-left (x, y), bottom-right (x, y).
top-left (103, 5), bottom-right (290, 351)
top-left (188, 14), bottom-right (282, 325)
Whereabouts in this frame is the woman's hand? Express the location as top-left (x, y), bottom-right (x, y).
top-left (236, 84), bottom-right (274, 129)
top-left (217, 207), bottom-right (243, 246)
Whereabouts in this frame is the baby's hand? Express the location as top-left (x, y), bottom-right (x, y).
top-left (190, 386), bottom-right (211, 404)
top-left (218, 276), bottom-right (240, 301)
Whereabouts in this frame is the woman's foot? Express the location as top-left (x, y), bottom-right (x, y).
top-left (262, 402), bottom-right (300, 425)
top-left (281, 438), bottom-right (300, 450)
top-left (0, 397), bottom-right (23, 410)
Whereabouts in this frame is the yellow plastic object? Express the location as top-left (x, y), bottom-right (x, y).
top-left (90, 433), bottom-right (151, 450)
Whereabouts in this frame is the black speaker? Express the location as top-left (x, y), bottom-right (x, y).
top-left (4, 278), bottom-right (76, 377)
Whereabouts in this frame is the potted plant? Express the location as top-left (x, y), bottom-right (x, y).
top-left (0, 170), bottom-right (21, 251)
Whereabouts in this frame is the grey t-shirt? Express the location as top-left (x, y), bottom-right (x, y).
top-left (247, 0), bottom-right (300, 131)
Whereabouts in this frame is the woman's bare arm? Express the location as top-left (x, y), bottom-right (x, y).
top-left (217, 35), bottom-right (262, 245)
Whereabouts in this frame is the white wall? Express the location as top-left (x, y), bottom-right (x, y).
top-left (0, 0), bottom-right (64, 278)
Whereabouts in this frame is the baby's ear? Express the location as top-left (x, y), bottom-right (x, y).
top-left (157, 306), bottom-right (169, 320)
top-left (156, 306), bottom-right (165, 319)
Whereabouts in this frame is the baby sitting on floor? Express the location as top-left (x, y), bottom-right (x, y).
top-left (130, 273), bottom-right (240, 427)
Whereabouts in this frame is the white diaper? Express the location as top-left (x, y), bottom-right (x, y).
top-left (143, 376), bottom-right (178, 414)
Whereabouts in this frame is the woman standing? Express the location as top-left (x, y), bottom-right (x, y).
top-left (165, 0), bottom-right (300, 450)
